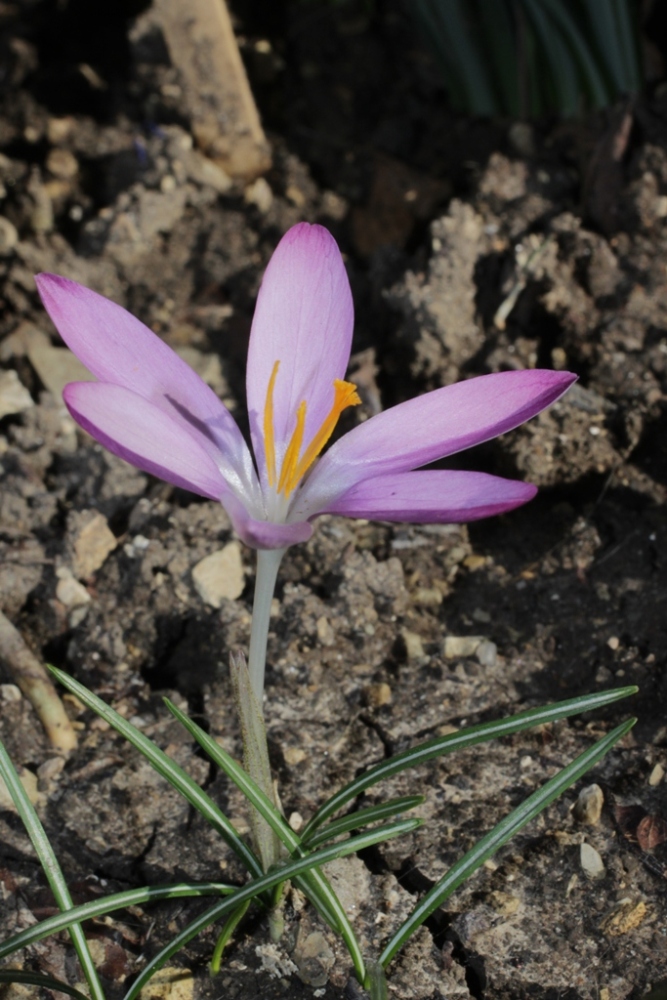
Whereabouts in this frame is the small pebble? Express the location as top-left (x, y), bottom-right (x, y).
top-left (573, 783), bottom-right (604, 825)
top-left (72, 512), bottom-right (117, 579)
top-left (475, 639), bottom-right (498, 667)
top-left (288, 811), bottom-right (303, 831)
top-left (191, 542), bottom-right (245, 607)
top-left (413, 586), bottom-right (442, 607)
top-left (364, 682), bottom-right (392, 708)
top-left (607, 636), bottom-right (620, 651)
top-left (0, 370), bottom-right (33, 419)
top-left (0, 684), bottom-right (22, 703)
top-left (580, 842), bottom-right (605, 879)
top-left (46, 148), bottom-right (78, 179)
top-left (316, 615), bottom-right (334, 646)
top-left (443, 635), bottom-right (484, 659)
top-left (0, 216), bottom-right (18, 254)
top-left (55, 567), bottom-right (91, 609)
top-left (0, 767), bottom-right (40, 812)
top-left (244, 177), bottom-right (273, 213)
top-left (401, 629), bottom-right (424, 660)
top-left (648, 763), bottom-right (665, 787)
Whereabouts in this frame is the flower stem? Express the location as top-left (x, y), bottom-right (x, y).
top-left (247, 547), bottom-right (285, 706)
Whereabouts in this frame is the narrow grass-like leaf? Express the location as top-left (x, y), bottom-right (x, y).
top-left (538, 0), bottom-right (610, 107)
top-left (609, 0), bottom-right (641, 91)
top-left (210, 899), bottom-right (251, 973)
top-left (165, 698), bottom-right (367, 984)
top-left (523, 0), bottom-right (580, 116)
top-left (302, 686), bottom-right (636, 839)
top-left (0, 740), bottom-right (105, 1000)
top-left (481, 0), bottom-right (521, 117)
top-left (580, 0), bottom-right (628, 92)
top-left (364, 960), bottom-right (388, 1000)
top-left (122, 818), bottom-right (421, 1000)
top-left (48, 666), bottom-right (263, 881)
top-left (0, 882), bottom-right (235, 961)
top-left (304, 796), bottom-right (425, 850)
top-left (0, 970), bottom-right (91, 999)
top-left (417, 0), bottom-right (497, 114)
top-left (379, 718), bottom-right (634, 967)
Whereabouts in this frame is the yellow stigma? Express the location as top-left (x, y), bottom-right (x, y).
top-left (263, 362), bottom-right (361, 496)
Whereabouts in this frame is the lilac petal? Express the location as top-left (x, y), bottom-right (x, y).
top-left (323, 470), bottom-right (537, 523)
top-left (64, 382), bottom-right (228, 501)
top-left (300, 370), bottom-right (576, 513)
top-left (223, 494), bottom-right (313, 551)
top-left (36, 274), bottom-right (257, 500)
top-left (245, 223), bottom-right (354, 477)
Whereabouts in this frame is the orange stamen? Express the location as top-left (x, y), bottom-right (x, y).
top-left (284, 380), bottom-right (361, 495)
top-left (263, 360), bottom-right (280, 487)
top-left (277, 400), bottom-right (306, 494)
top-left (263, 365), bottom-right (361, 497)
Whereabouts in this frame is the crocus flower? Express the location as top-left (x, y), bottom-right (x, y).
top-left (36, 223), bottom-right (575, 550)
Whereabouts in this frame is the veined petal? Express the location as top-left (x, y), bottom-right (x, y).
top-left (246, 223), bottom-right (354, 478)
top-left (222, 494), bottom-right (313, 551)
top-left (36, 274), bottom-right (257, 501)
top-left (64, 382), bottom-right (228, 502)
top-left (323, 470), bottom-right (537, 523)
top-left (299, 369), bottom-right (577, 514)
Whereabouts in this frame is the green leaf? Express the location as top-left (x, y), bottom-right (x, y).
top-left (47, 666), bottom-right (264, 881)
top-left (303, 796), bottom-right (425, 850)
top-left (379, 718), bottom-right (635, 967)
top-left (210, 899), bottom-right (251, 974)
top-left (522, 0), bottom-right (582, 116)
top-left (164, 698), bottom-right (368, 984)
top-left (301, 686), bottom-right (636, 839)
top-left (122, 817), bottom-right (421, 1000)
top-left (0, 882), bottom-right (235, 961)
top-left (537, 0), bottom-right (610, 107)
top-left (0, 739), bottom-right (105, 1000)
top-left (0, 970), bottom-right (92, 999)
top-left (415, 0), bottom-right (498, 115)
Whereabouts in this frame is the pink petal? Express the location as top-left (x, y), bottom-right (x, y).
top-left (223, 494), bottom-right (313, 550)
top-left (245, 223), bottom-right (354, 479)
top-left (64, 382), bottom-right (228, 501)
top-left (36, 274), bottom-right (256, 498)
top-left (300, 370), bottom-right (576, 512)
top-left (323, 470), bottom-right (537, 523)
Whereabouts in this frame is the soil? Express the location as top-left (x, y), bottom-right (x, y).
top-left (1, 2), bottom-right (667, 999)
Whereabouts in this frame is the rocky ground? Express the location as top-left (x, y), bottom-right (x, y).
top-left (1, 2), bottom-right (667, 999)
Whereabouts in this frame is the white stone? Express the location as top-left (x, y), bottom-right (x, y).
top-left (0, 216), bottom-right (18, 254)
top-left (580, 842), bottom-right (605, 879)
top-left (244, 177), bottom-right (273, 213)
top-left (0, 369), bottom-right (33, 418)
top-left (475, 639), bottom-right (498, 667)
top-left (0, 767), bottom-right (40, 812)
top-left (55, 567), bottom-right (91, 608)
top-left (72, 512), bottom-right (117, 579)
top-left (192, 543), bottom-right (245, 607)
top-left (573, 783), bottom-right (604, 825)
top-left (443, 635), bottom-right (485, 658)
top-left (28, 342), bottom-right (93, 402)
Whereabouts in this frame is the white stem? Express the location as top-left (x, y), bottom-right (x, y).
top-left (247, 547), bottom-right (285, 706)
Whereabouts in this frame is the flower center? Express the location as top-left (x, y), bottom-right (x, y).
top-left (263, 360), bottom-right (361, 496)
